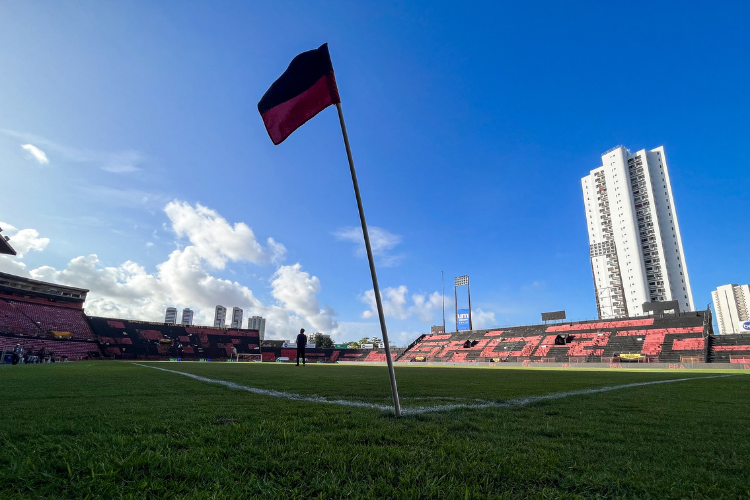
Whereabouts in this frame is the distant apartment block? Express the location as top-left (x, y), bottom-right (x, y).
top-left (165, 307), bottom-right (177, 324)
top-left (712, 284), bottom-right (750, 334)
top-left (214, 305), bottom-right (227, 328)
top-left (582, 146), bottom-right (694, 319)
top-left (181, 308), bottom-right (194, 326)
top-left (230, 307), bottom-right (243, 329)
top-left (248, 315), bottom-right (266, 341)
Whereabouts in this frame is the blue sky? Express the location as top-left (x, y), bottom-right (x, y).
top-left (0, 1), bottom-right (748, 344)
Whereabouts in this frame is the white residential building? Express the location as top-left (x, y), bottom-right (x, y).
top-left (214, 305), bottom-right (227, 328)
top-left (581, 146), bottom-right (694, 319)
top-left (181, 308), bottom-right (194, 326)
top-left (712, 284), bottom-right (750, 334)
top-left (165, 307), bottom-right (177, 324)
top-left (248, 316), bottom-right (266, 341)
top-left (230, 307), bottom-right (243, 329)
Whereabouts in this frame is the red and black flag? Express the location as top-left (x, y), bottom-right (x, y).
top-left (258, 43), bottom-right (341, 145)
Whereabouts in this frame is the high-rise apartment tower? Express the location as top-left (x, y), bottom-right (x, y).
top-left (214, 305), bottom-right (227, 328)
top-left (581, 146), bottom-right (694, 319)
top-left (181, 308), bottom-right (194, 326)
top-left (712, 284), bottom-right (750, 334)
top-left (165, 307), bottom-right (177, 324)
top-left (230, 307), bottom-right (243, 329)
top-left (248, 316), bottom-right (266, 341)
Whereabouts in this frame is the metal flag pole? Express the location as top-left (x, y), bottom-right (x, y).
top-left (335, 103), bottom-right (401, 417)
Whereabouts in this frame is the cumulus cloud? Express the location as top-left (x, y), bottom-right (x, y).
top-left (472, 308), bottom-right (497, 329)
top-left (0, 222), bottom-right (49, 258)
top-left (166, 201), bottom-right (285, 268)
top-left (3, 203), bottom-right (334, 339)
top-left (21, 144), bottom-right (49, 164)
top-left (0, 222), bottom-right (50, 276)
top-left (333, 226), bottom-right (404, 267)
top-left (271, 264), bottom-right (337, 332)
top-left (361, 285), bottom-right (443, 323)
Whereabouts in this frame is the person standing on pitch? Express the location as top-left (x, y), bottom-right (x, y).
top-left (296, 328), bottom-right (307, 366)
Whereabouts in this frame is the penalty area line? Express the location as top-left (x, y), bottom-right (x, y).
top-left (133, 363), bottom-right (735, 416)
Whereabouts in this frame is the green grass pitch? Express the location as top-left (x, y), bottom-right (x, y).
top-left (2, 362), bottom-right (749, 498)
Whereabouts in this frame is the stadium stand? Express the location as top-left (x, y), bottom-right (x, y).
top-left (708, 334), bottom-right (750, 363)
top-left (0, 270), bottom-right (740, 366)
top-left (0, 273), bottom-right (99, 360)
top-left (88, 316), bottom-right (260, 360)
top-left (9, 300), bottom-right (95, 340)
top-left (397, 311), bottom-right (711, 363)
top-left (255, 345), bottom-right (398, 363)
top-left (0, 336), bottom-right (98, 361)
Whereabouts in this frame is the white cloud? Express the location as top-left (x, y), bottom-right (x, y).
top-left (0, 222), bottom-right (50, 277)
top-left (165, 201), bottom-right (286, 268)
top-left (0, 222), bottom-right (49, 257)
top-left (2, 203), bottom-right (334, 340)
top-left (271, 264), bottom-right (337, 332)
top-left (21, 144), bottom-right (49, 164)
top-left (101, 165), bottom-right (140, 173)
top-left (4, 130), bottom-right (141, 173)
top-left (472, 308), bottom-right (497, 329)
top-left (361, 285), bottom-right (444, 323)
top-left (333, 226), bottom-right (404, 267)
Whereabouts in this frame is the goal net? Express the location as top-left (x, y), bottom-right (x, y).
top-left (237, 353), bottom-right (263, 362)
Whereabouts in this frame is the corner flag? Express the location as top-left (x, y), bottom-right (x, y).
top-left (258, 44), bottom-right (402, 416)
top-left (257, 43), bottom-right (341, 145)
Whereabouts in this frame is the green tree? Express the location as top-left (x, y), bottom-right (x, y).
top-left (315, 336), bottom-right (334, 349)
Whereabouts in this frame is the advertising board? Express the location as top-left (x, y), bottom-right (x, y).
top-left (457, 309), bottom-right (470, 331)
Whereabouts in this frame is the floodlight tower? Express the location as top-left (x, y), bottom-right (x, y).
top-left (454, 275), bottom-right (472, 331)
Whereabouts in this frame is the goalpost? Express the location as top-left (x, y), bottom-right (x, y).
top-left (236, 353), bottom-right (263, 363)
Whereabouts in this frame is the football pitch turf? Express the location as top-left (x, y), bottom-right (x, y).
top-left (2, 363), bottom-right (749, 498)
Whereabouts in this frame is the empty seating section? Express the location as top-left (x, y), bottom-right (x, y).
top-left (0, 336), bottom-right (99, 360)
top-left (483, 331), bottom-right (504, 337)
top-left (398, 312), bottom-right (710, 363)
top-left (0, 299), bottom-right (41, 336)
top-left (672, 338), bottom-right (705, 350)
top-left (709, 334), bottom-right (750, 363)
top-left (88, 316), bottom-right (260, 360)
top-left (0, 298), bottom-right (96, 340)
top-left (364, 350), bottom-right (396, 362)
top-left (546, 318), bottom-right (653, 332)
top-left (641, 333), bottom-right (666, 356)
top-left (9, 300), bottom-right (95, 340)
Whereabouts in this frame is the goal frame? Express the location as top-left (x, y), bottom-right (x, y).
top-left (236, 353), bottom-right (263, 362)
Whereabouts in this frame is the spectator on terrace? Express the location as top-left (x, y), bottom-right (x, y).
top-left (296, 328), bottom-right (307, 367)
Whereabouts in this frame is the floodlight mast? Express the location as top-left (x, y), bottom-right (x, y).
top-left (442, 271), bottom-right (445, 334)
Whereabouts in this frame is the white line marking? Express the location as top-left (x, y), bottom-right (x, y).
top-left (134, 363), bottom-right (735, 415)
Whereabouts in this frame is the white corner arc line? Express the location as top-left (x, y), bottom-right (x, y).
top-left (133, 363), bottom-right (735, 416)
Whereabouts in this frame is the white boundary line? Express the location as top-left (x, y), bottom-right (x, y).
top-left (134, 363), bottom-right (735, 416)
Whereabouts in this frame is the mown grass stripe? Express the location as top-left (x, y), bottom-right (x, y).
top-left (134, 363), bottom-right (734, 415)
